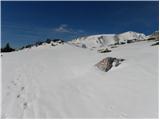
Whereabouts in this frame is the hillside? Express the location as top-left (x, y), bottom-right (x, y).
top-left (1, 40), bottom-right (158, 118)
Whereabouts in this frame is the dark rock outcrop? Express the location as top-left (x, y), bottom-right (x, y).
top-left (97, 48), bottom-right (111, 53)
top-left (110, 45), bottom-right (117, 48)
top-left (147, 31), bottom-right (159, 41)
top-left (82, 44), bottom-right (87, 48)
top-left (151, 42), bottom-right (159, 46)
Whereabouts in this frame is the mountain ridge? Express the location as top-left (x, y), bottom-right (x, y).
top-left (68, 31), bottom-right (146, 48)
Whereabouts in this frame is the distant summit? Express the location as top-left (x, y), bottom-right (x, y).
top-left (68, 31), bottom-right (146, 48)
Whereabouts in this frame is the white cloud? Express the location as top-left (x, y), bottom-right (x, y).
top-left (54, 24), bottom-right (72, 33)
top-left (53, 24), bottom-right (84, 34)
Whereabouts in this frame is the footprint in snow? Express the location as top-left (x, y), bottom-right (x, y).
top-left (17, 94), bottom-right (20, 98)
top-left (119, 113), bottom-right (128, 118)
top-left (23, 102), bottom-right (28, 109)
top-left (1, 113), bottom-right (7, 118)
top-left (21, 87), bottom-right (25, 91)
top-left (11, 81), bottom-right (17, 86)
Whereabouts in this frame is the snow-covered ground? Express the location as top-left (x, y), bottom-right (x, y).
top-left (1, 40), bottom-right (158, 118)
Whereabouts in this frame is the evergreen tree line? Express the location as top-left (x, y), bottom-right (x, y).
top-left (1, 43), bottom-right (15, 52)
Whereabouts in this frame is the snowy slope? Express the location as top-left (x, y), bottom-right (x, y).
top-left (146, 31), bottom-right (159, 40)
top-left (2, 41), bottom-right (158, 118)
top-left (117, 31), bottom-right (146, 42)
top-left (69, 31), bottom-right (146, 48)
top-left (68, 34), bottom-right (115, 48)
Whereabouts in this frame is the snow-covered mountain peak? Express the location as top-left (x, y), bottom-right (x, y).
top-left (68, 31), bottom-right (146, 49)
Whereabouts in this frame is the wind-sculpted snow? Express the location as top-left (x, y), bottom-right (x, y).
top-left (2, 41), bottom-right (158, 118)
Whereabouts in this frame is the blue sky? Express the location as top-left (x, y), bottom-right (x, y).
top-left (1, 1), bottom-right (159, 48)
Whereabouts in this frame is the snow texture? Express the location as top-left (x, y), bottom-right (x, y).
top-left (1, 40), bottom-right (158, 118)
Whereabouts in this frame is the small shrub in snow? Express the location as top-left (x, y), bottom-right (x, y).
top-left (46, 39), bottom-right (52, 44)
top-left (35, 41), bottom-right (43, 46)
top-left (25, 45), bottom-right (32, 48)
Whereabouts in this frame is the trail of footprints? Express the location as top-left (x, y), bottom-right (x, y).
top-left (16, 74), bottom-right (29, 111)
top-left (8, 70), bottom-right (30, 116)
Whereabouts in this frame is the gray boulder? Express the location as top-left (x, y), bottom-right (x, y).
top-left (95, 57), bottom-right (125, 72)
top-left (82, 44), bottom-right (87, 48)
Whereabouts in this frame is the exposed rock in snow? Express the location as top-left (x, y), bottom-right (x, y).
top-left (97, 48), bottom-right (111, 53)
top-left (82, 44), bottom-right (87, 48)
top-left (110, 45), bottom-right (118, 48)
top-left (95, 57), bottom-right (125, 72)
top-left (147, 31), bottom-right (159, 41)
top-left (151, 42), bottom-right (159, 46)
